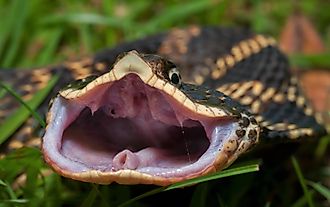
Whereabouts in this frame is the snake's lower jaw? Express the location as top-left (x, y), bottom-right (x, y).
top-left (42, 52), bottom-right (260, 185)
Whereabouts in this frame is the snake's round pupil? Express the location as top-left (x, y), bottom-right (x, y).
top-left (171, 73), bottom-right (180, 84)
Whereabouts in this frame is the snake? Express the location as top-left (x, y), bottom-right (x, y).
top-left (0, 26), bottom-right (327, 186)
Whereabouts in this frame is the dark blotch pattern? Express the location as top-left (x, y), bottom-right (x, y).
top-left (240, 117), bottom-right (250, 127)
top-left (248, 129), bottom-right (257, 140)
top-left (236, 129), bottom-right (246, 138)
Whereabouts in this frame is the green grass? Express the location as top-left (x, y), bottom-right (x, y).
top-left (0, 0), bottom-right (329, 206)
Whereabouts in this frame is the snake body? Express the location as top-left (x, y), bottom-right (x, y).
top-left (0, 26), bottom-right (326, 185)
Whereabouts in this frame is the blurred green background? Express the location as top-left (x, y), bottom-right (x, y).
top-left (0, 0), bottom-right (329, 206)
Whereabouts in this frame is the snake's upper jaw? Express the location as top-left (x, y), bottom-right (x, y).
top-left (42, 51), bottom-right (260, 186)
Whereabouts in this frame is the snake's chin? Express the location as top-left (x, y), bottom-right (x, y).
top-left (42, 74), bottom-right (247, 185)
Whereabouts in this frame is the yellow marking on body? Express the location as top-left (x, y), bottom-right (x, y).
top-left (273, 93), bottom-right (285, 102)
top-left (211, 34), bottom-right (276, 80)
top-left (231, 46), bottom-right (244, 62)
top-left (289, 128), bottom-right (314, 139)
top-left (255, 35), bottom-right (276, 47)
top-left (21, 85), bottom-right (34, 93)
top-left (288, 124), bottom-right (298, 130)
top-left (296, 96), bottom-right (306, 107)
top-left (21, 94), bottom-right (34, 101)
top-left (240, 96), bottom-right (253, 105)
top-left (95, 63), bottom-right (107, 72)
top-left (251, 100), bottom-right (261, 113)
top-left (287, 94), bottom-right (296, 102)
top-left (260, 121), bottom-right (271, 127)
top-left (211, 69), bottom-right (225, 79)
top-left (239, 41), bottom-right (252, 57)
top-left (315, 113), bottom-right (324, 126)
top-left (224, 55), bottom-right (235, 67)
top-left (216, 58), bottom-right (226, 69)
top-left (231, 81), bottom-right (254, 99)
top-left (304, 107), bottom-right (314, 116)
top-left (252, 82), bottom-right (263, 96)
top-left (9, 140), bottom-right (24, 149)
top-left (194, 75), bottom-right (205, 85)
top-left (247, 39), bottom-right (261, 53)
top-left (26, 137), bottom-right (41, 147)
top-left (254, 115), bottom-right (265, 123)
top-left (267, 123), bottom-right (294, 131)
top-left (287, 86), bottom-right (296, 99)
top-left (260, 88), bottom-right (276, 102)
top-left (227, 83), bottom-right (241, 93)
top-left (216, 84), bottom-right (229, 93)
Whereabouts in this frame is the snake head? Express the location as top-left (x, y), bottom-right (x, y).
top-left (42, 50), bottom-right (260, 186)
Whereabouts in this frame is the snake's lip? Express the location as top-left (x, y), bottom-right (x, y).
top-left (42, 51), bottom-right (259, 185)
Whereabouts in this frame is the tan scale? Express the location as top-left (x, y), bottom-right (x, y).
top-left (230, 46), bottom-right (244, 62)
top-left (231, 81), bottom-right (255, 99)
top-left (260, 87), bottom-right (276, 102)
top-left (251, 81), bottom-right (264, 96)
top-left (289, 128), bottom-right (314, 139)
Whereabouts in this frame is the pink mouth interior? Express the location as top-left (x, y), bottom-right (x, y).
top-left (44, 74), bottom-right (237, 178)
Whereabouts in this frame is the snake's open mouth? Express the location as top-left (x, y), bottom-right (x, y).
top-left (62, 76), bottom-right (214, 174)
top-left (42, 51), bottom-right (259, 185)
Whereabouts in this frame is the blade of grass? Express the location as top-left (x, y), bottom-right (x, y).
top-left (0, 0), bottom-right (23, 58)
top-left (140, 0), bottom-right (220, 34)
top-left (80, 25), bottom-right (93, 53)
top-left (0, 180), bottom-right (18, 201)
top-left (292, 190), bottom-right (316, 207)
top-left (0, 199), bottom-right (29, 204)
top-left (166, 163), bottom-right (259, 190)
top-left (291, 156), bottom-right (314, 207)
top-left (307, 181), bottom-right (330, 202)
top-left (0, 88), bottom-right (6, 99)
top-left (36, 28), bottom-right (64, 66)
top-left (81, 184), bottom-right (99, 207)
top-left (189, 183), bottom-right (209, 207)
top-left (2, 0), bottom-right (29, 67)
top-left (118, 162), bottom-right (259, 207)
top-left (0, 82), bottom-right (45, 128)
top-left (40, 13), bottom-right (128, 29)
top-left (0, 75), bottom-right (59, 145)
top-left (315, 135), bottom-right (330, 160)
top-left (290, 53), bottom-right (330, 69)
top-left (0, 179), bottom-right (6, 186)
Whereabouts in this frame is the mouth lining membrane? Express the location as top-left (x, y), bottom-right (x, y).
top-left (57, 74), bottom-right (236, 177)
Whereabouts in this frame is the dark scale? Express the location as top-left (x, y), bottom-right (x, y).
top-left (240, 117), bottom-right (250, 127)
top-left (250, 117), bottom-right (257, 125)
top-left (248, 129), bottom-right (257, 139)
top-left (236, 129), bottom-right (246, 138)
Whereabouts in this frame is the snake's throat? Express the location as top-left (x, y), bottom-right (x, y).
top-left (43, 74), bottom-right (250, 185)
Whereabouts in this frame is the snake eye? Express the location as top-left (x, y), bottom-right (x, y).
top-left (168, 68), bottom-right (181, 86)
